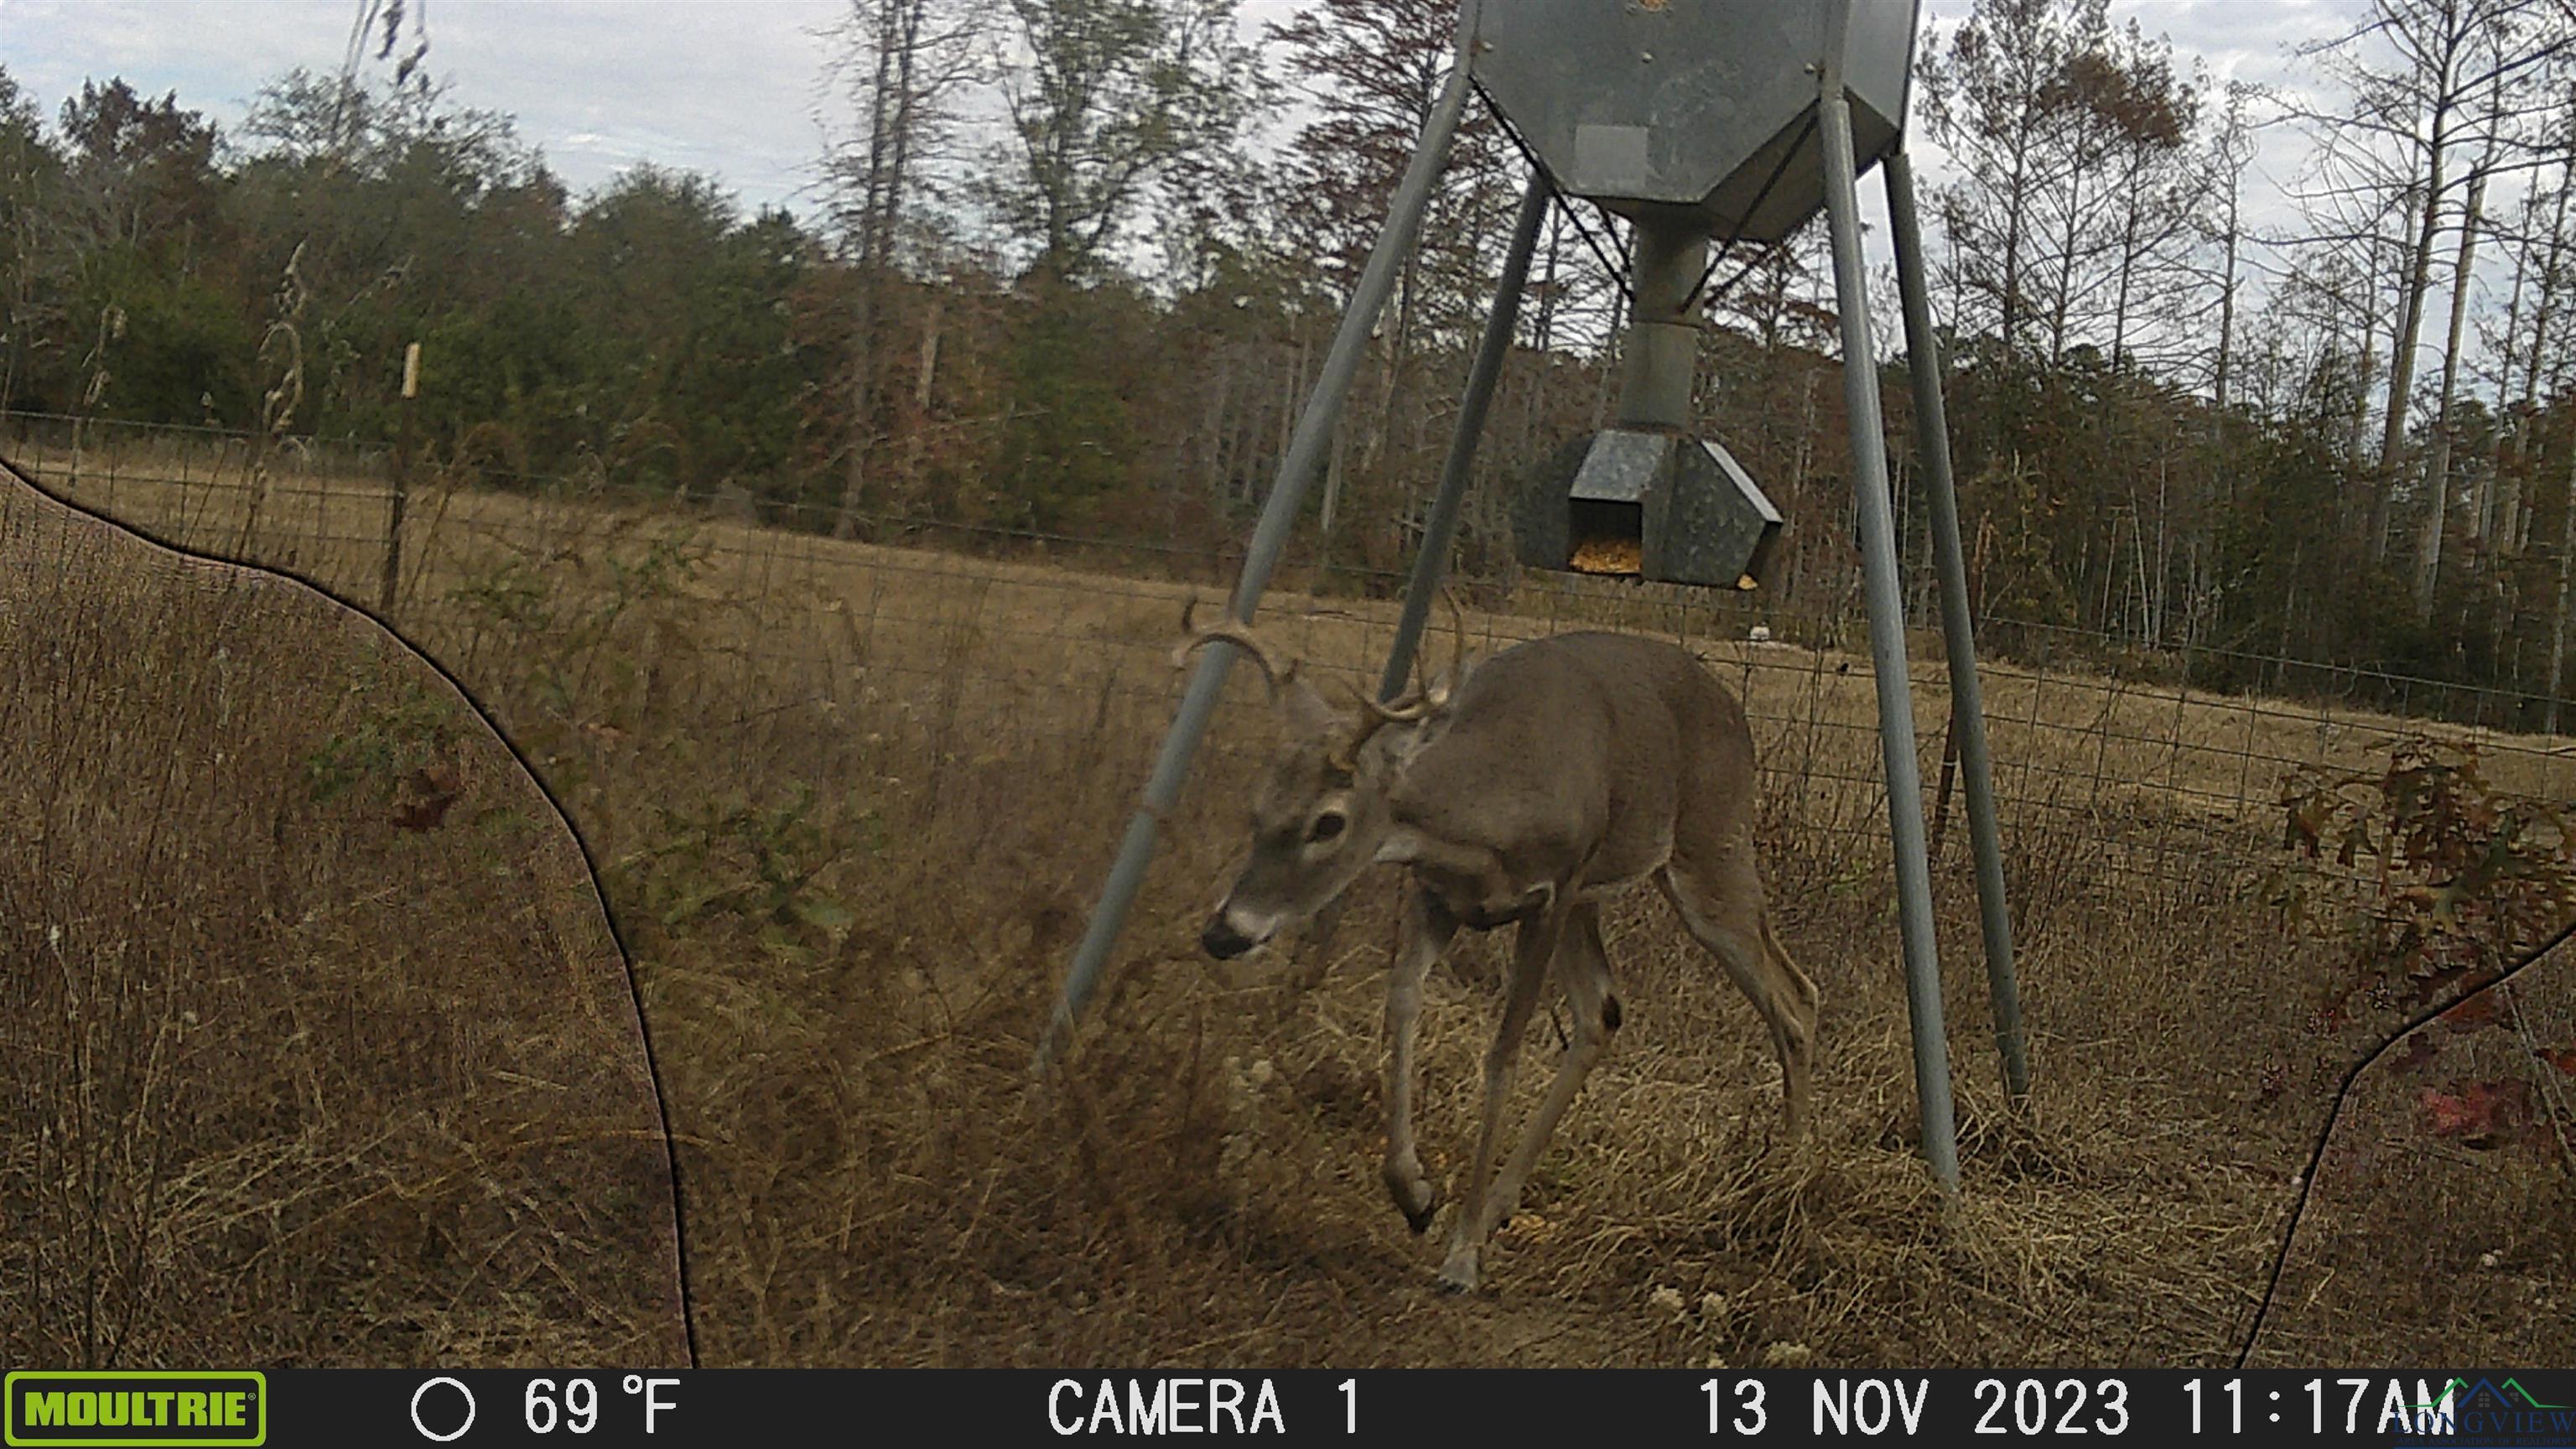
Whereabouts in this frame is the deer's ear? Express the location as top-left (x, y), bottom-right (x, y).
top-left (1280, 676), bottom-right (1342, 739)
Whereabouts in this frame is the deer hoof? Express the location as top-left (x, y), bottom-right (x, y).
top-left (1383, 1161), bottom-right (1441, 1234)
top-left (1435, 1254), bottom-right (1480, 1295)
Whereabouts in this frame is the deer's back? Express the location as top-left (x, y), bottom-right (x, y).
top-left (1389, 631), bottom-right (1753, 891)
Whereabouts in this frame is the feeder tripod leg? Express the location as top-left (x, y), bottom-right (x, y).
top-left (1036, 60), bottom-right (1477, 1074)
top-left (1886, 145), bottom-right (2030, 1104)
top-left (1298, 172), bottom-right (1546, 983)
top-left (1819, 88), bottom-right (1961, 1192)
top-left (1379, 170), bottom-right (1551, 699)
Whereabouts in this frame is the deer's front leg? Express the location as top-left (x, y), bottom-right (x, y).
top-left (1438, 894), bottom-right (1566, 1293)
top-left (1382, 883), bottom-right (1457, 1233)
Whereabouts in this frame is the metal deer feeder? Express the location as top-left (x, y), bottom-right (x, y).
top-left (1483, 0), bottom-right (1907, 590)
top-left (1042, 1), bottom-right (2029, 1194)
top-left (1518, 430), bottom-right (1781, 587)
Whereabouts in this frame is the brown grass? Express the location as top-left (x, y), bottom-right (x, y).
top-left (4, 430), bottom-right (2568, 1368)
top-left (2251, 942), bottom-right (2576, 1368)
top-left (0, 473), bottom-right (686, 1367)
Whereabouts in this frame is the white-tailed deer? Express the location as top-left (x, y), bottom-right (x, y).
top-left (1179, 605), bottom-right (1820, 1292)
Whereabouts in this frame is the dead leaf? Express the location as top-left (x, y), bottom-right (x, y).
top-left (2440, 993), bottom-right (2501, 1031)
top-left (2420, 1086), bottom-right (2478, 1137)
top-left (392, 762), bottom-right (462, 832)
top-left (2419, 1078), bottom-right (2534, 1148)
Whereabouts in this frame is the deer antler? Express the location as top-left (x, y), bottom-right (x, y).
top-left (1171, 596), bottom-right (1297, 699)
top-left (1326, 694), bottom-right (1426, 774)
top-left (1429, 585), bottom-right (1468, 693)
top-left (1326, 592), bottom-right (1472, 773)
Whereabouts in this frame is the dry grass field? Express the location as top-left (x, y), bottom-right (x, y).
top-left (0, 470), bottom-right (687, 1368)
top-left (4, 428), bottom-right (2568, 1369)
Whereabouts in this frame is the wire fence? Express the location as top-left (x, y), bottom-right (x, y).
top-left (9, 408), bottom-right (2572, 910)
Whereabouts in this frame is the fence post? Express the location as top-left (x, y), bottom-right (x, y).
top-left (382, 341), bottom-right (419, 615)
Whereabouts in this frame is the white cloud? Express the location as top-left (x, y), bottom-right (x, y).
top-left (4, 0), bottom-right (847, 215)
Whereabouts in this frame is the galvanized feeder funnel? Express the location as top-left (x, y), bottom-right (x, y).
top-left (1462, 0), bottom-right (1914, 239)
top-left (1470, 0), bottom-right (1912, 591)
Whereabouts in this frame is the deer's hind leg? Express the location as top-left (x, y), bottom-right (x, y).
top-left (1656, 843), bottom-right (1820, 1135)
top-left (1478, 898), bottom-right (1619, 1248)
top-left (1436, 895), bottom-right (1566, 1293)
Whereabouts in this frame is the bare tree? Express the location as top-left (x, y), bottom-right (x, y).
top-left (2285, 0), bottom-right (2563, 565)
top-left (2206, 82), bottom-right (2259, 417)
top-left (0, 70), bottom-right (63, 414)
top-left (2092, 23), bottom-right (2206, 371)
top-left (1268, 0), bottom-right (1510, 476)
top-left (2412, 168), bottom-right (2486, 617)
top-left (823, 0), bottom-right (979, 538)
top-left (978, 0), bottom-right (1263, 287)
top-left (1919, 0), bottom-right (2104, 362)
top-left (2497, 83), bottom-right (2575, 557)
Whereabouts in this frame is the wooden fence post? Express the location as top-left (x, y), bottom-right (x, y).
top-left (382, 341), bottom-right (419, 613)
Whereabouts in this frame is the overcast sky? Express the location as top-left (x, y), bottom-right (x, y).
top-left (0, 0), bottom-right (2354, 221)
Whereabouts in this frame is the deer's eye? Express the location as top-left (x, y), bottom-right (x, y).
top-left (1308, 812), bottom-right (1347, 844)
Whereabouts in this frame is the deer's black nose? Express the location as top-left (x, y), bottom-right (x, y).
top-left (1201, 916), bottom-right (1254, 959)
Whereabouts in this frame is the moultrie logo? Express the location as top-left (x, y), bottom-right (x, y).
top-left (3, 1372), bottom-right (265, 1448)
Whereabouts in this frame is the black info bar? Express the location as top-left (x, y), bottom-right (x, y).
top-left (6, 1368), bottom-right (2568, 1446)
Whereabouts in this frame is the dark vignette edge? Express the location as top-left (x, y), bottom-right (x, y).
top-left (0, 446), bottom-right (703, 1368)
top-left (2235, 911), bottom-right (2576, 1369)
